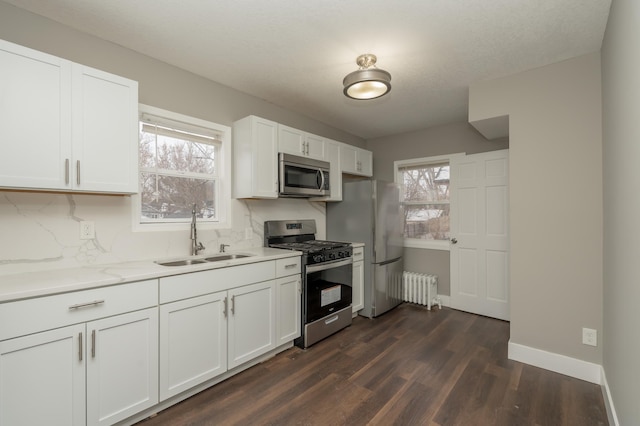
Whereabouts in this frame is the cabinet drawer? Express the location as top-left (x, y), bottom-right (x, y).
top-left (275, 256), bottom-right (301, 278)
top-left (160, 261), bottom-right (276, 304)
top-left (352, 247), bottom-right (364, 262)
top-left (0, 279), bottom-right (158, 341)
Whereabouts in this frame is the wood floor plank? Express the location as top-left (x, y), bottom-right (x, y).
top-left (138, 305), bottom-right (608, 426)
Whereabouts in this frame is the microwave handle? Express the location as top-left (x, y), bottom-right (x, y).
top-left (318, 168), bottom-right (326, 191)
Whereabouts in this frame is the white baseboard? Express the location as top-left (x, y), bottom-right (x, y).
top-left (507, 340), bottom-right (602, 384)
top-left (436, 294), bottom-right (450, 307)
top-left (600, 367), bottom-right (620, 426)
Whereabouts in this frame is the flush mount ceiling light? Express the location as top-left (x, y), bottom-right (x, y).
top-left (343, 53), bottom-right (391, 100)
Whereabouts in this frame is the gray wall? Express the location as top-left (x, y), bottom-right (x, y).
top-left (0, 1), bottom-right (364, 148)
top-left (367, 122), bottom-right (509, 295)
top-left (469, 53), bottom-right (603, 365)
top-left (601, 0), bottom-right (640, 423)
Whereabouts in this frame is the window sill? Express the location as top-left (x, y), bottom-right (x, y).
top-left (403, 239), bottom-right (450, 251)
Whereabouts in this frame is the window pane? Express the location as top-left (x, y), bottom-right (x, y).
top-left (404, 204), bottom-right (450, 240)
top-left (140, 172), bottom-right (216, 222)
top-left (140, 125), bottom-right (216, 175)
top-left (401, 163), bottom-right (449, 202)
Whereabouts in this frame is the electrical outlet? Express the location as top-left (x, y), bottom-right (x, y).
top-left (80, 221), bottom-right (95, 240)
top-left (582, 328), bottom-right (597, 346)
top-left (245, 227), bottom-right (253, 240)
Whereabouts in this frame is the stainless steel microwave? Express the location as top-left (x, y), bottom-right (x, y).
top-left (279, 152), bottom-right (330, 197)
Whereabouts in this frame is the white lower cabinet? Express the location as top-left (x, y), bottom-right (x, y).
top-left (86, 308), bottom-right (159, 426)
top-left (276, 274), bottom-right (301, 345)
top-left (352, 247), bottom-right (365, 313)
top-left (228, 280), bottom-right (276, 369)
top-left (159, 291), bottom-right (227, 401)
top-left (0, 279), bottom-right (158, 426)
top-left (0, 324), bottom-right (86, 426)
top-left (0, 307), bottom-right (158, 426)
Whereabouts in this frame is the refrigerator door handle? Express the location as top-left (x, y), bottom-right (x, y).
top-left (374, 256), bottom-right (402, 266)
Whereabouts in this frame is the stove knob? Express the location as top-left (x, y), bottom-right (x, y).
top-left (313, 255), bottom-right (323, 263)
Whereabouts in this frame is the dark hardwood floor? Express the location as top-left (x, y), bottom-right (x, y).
top-left (139, 304), bottom-right (608, 426)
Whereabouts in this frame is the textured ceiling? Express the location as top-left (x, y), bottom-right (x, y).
top-left (3, 0), bottom-right (611, 139)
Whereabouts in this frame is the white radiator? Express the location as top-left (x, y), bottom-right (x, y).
top-left (402, 272), bottom-right (441, 310)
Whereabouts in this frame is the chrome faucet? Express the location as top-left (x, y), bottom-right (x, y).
top-left (220, 244), bottom-right (230, 253)
top-left (190, 203), bottom-right (205, 255)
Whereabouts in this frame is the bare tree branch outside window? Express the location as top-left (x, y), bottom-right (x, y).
top-left (139, 123), bottom-right (218, 222)
top-left (400, 163), bottom-right (450, 240)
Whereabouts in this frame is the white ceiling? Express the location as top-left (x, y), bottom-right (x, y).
top-left (4, 0), bottom-right (611, 140)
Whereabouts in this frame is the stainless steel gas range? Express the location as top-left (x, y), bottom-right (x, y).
top-left (264, 219), bottom-right (353, 348)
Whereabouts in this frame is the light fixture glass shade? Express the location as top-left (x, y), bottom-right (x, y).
top-left (343, 54), bottom-right (391, 100)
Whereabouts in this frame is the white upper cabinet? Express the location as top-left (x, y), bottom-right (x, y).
top-left (313, 139), bottom-right (342, 202)
top-left (232, 115), bottom-right (279, 199)
top-left (0, 39), bottom-right (138, 194)
top-left (278, 124), bottom-right (325, 160)
top-left (72, 65), bottom-right (138, 193)
top-left (340, 143), bottom-right (373, 177)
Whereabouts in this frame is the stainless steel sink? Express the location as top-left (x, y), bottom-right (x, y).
top-left (155, 253), bottom-right (252, 266)
top-left (155, 259), bottom-right (208, 267)
top-left (203, 254), bottom-right (252, 262)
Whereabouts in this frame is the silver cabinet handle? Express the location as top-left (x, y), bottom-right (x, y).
top-left (298, 278), bottom-right (302, 294)
top-left (65, 159), bottom-right (70, 185)
top-left (223, 297), bottom-right (228, 318)
top-left (284, 263), bottom-right (298, 269)
top-left (68, 300), bottom-right (105, 310)
top-left (76, 160), bottom-right (81, 185)
top-left (91, 330), bottom-right (96, 358)
top-left (450, 238), bottom-right (458, 244)
top-left (78, 332), bottom-right (83, 362)
top-left (231, 295), bottom-right (235, 315)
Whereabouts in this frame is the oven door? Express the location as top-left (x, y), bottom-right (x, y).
top-left (305, 258), bottom-right (353, 323)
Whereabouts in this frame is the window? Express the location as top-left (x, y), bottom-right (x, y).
top-left (395, 154), bottom-right (460, 250)
top-left (135, 105), bottom-right (231, 230)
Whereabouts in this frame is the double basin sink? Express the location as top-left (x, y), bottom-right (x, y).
top-left (155, 253), bottom-right (252, 267)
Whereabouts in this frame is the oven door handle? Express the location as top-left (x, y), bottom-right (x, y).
top-left (306, 257), bottom-right (353, 273)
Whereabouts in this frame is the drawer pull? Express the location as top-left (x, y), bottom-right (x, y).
top-left (284, 263), bottom-right (298, 269)
top-left (68, 300), bottom-right (105, 310)
top-left (91, 330), bottom-right (96, 358)
top-left (223, 297), bottom-right (228, 318)
top-left (78, 332), bottom-right (83, 362)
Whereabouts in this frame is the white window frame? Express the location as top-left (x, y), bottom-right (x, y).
top-left (394, 153), bottom-right (464, 251)
top-left (133, 104), bottom-right (232, 232)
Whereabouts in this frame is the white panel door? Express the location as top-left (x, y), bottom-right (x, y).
top-left (159, 292), bottom-right (228, 400)
top-left (276, 275), bottom-right (301, 345)
top-left (227, 280), bottom-right (276, 369)
top-left (0, 39), bottom-right (72, 190)
top-left (450, 150), bottom-right (509, 320)
top-left (0, 324), bottom-right (85, 426)
top-left (86, 308), bottom-right (158, 426)
top-left (72, 64), bottom-right (138, 193)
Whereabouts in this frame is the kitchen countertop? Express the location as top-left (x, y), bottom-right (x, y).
top-left (0, 247), bottom-right (301, 303)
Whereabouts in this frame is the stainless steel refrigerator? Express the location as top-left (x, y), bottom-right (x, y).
top-left (326, 180), bottom-right (404, 318)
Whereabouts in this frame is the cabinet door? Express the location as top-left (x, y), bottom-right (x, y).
top-left (278, 124), bottom-right (305, 156)
top-left (352, 261), bottom-right (365, 313)
top-left (232, 116), bottom-right (278, 199)
top-left (159, 292), bottom-right (227, 401)
top-left (339, 144), bottom-right (358, 174)
top-left (86, 308), bottom-right (158, 426)
top-left (276, 275), bottom-right (301, 345)
top-left (0, 324), bottom-right (85, 426)
top-left (305, 133), bottom-right (325, 160)
top-left (357, 149), bottom-right (373, 176)
top-left (72, 64), bottom-right (138, 193)
top-left (227, 280), bottom-right (276, 369)
top-left (0, 39), bottom-right (72, 191)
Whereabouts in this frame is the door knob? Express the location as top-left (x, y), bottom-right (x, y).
top-left (450, 238), bottom-right (458, 244)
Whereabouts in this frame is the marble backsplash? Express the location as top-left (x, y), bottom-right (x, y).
top-left (0, 191), bottom-right (326, 276)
